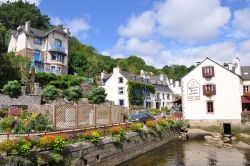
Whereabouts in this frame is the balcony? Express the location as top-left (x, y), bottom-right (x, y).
top-left (49, 44), bottom-right (66, 54)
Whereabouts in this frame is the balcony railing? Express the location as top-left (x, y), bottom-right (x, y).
top-left (50, 44), bottom-right (65, 52)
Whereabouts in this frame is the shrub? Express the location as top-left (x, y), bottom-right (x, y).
top-left (28, 113), bottom-right (52, 132)
top-left (146, 120), bottom-right (156, 128)
top-left (0, 108), bottom-right (8, 118)
top-left (161, 107), bottom-right (171, 115)
top-left (2, 80), bottom-right (22, 98)
top-left (0, 117), bottom-right (14, 132)
top-left (16, 139), bottom-right (32, 156)
top-left (149, 109), bottom-right (161, 115)
top-left (110, 125), bottom-right (126, 137)
top-left (52, 136), bottom-right (66, 152)
top-left (41, 85), bottom-right (61, 102)
top-left (83, 130), bottom-right (102, 143)
top-left (87, 87), bottom-right (107, 104)
top-left (167, 117), bottom-right (175, 123)
top-left (63, 86), bottom-right (84, 102)
top-left (157, 119), bottom-right (167, 127)
top-left (39, 135), bottom-right (57, 148)
top-left (129, 123), bottom-right (143, 132)
top-left (0, 140), bottom-right (18, 154)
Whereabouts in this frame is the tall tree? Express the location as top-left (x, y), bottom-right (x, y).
top-left (0, 0), bottom-right (51, 30)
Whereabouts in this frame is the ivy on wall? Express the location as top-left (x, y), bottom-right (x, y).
top-left (127, 80), bottom-right (155, 107)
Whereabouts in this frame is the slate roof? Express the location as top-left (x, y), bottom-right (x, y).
top-left (102, 70), bottom-right (173, 93)
top-left (15, 25), bottom-right (68, 38)
top-left (241, 66), bottom-right (250, 80)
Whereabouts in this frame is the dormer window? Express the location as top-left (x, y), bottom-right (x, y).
top-left (55, 39), bottom-right (62, 46)
top-left (119, 77), bottom-right (123, 83)
top-left (34, 38), bottom-right (42, 45)
top-left (202, 66), bottom-right (214, 78)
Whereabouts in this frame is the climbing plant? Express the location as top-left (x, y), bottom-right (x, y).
top-left (127, 80), bottom-right (155, 107)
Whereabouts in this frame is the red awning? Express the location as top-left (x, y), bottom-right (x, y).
top-left (242, 96), bottom-right (250, 104)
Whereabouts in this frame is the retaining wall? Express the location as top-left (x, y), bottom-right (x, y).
top-left (63, 128), bottom-right (179, 166)
top-left (242, 112), bottom-right (250, 129)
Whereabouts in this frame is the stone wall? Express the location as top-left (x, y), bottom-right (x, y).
top-left (0, 94), bottom-right (41, 107)
top-left (188, 119), bottom-right (241, 129)
top-left (62, 128), bottom-right (179, 166)
top-left (241, 112), bottom-right (250, 129)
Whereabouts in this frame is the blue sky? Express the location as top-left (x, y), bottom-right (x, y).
top-left (2, 0), bottom-right (250, 67)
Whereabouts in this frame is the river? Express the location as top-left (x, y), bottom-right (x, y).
top-left (118, 140), bottom-right (250, 166)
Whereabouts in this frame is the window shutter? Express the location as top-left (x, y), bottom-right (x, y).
top-left (211, 66), bottom-right (215, 77)
top-left (203, 85), bottom-right (206, 95)
top-left (213, 84), bottom-right (216, 95)
top-left (248, 86), bottom-right (250, 92)
top-left (202, 67), bottom-right (205, 77)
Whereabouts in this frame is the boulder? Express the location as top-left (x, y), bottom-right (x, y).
top-left (231, 136), bottom-right (237, 141)
top-left (187, 129), bottom-right (212, 139)
top-left (223, 137), bottom-right (231, 143)
top-left (234, 141), bottom-right (250, 149)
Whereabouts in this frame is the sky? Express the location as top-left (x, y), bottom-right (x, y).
top-left (1, 0), bottom-right (250, 68)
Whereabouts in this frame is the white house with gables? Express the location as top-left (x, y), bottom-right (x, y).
top-left (100, 67), bottom-right (176, 109)
top-left (182, 57), bottom-right (250, 128)
top-left (8, 21), bottom-right (70, 74)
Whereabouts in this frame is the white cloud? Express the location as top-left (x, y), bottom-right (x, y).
top-left (51, 16), bottom-right (90, 39)
top-left (118, 10), bottom-right (156, 38)
top-left (234, 8), bottom-right (250, 34)
top-left (155, 0), bottom-right (231, 43)
top-left (0, 0), bottom-right (41, 6)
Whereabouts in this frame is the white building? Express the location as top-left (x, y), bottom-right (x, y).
top-left (8, 21), bottom-right (70, 74)
top-left (100, 67), bottom-right (176, 109)
top-left (182, 57), bottom-right (250, 128)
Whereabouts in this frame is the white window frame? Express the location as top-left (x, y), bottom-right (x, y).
top-left (118, 99), bottom-right (124, 106)
top-left (118, 87), bottom-right (124, 95)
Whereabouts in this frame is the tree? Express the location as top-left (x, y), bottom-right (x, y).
top-left (0, 23), bottom-right (7, 53)
top-left (41, 85), bottom-right (61, 102)
top-left (63, 86), bottom-right (84, 103)
top-left (0, 0), bottom-right (51, 30)
top-left (2, 80), bottom-right (22, 98)
top-left (87, 87), bottom-right (107, 104)
top-left (68, 51), bottom-right (88, 76)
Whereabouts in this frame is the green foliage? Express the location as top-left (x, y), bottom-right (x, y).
top-left (2, 80), bottom-right (22, 98)
top-left (52, 136), bottom-right (66, 152)
top-left (0, 0), bottom-right (51, 30)
top-left (63, 86), bottom-right (84, 102)
top-left (28, 113), bottom-right (52, 132)
top-left (16, 139), bottom-right (32, 156)
top-left (41, 85), bottom-right (61, 102)
top-left (129, 123), bottom-right (143, 132)
top-left (161, 107), bottom-right (171, 115)
top-left (149, 108), bottom-right (161, 115)
top-left (83, 130), bottom-right (102, 143)
top-left (161, 65), bottom-right (195, 81)
top-left (35, 72), bottom-right (57, 88)
top-left (0, 140), bottom-right (18, 154)
top-left (87, 87), bottom-right (107, 104)
top-left (0, 117), bottom-right (14, 132)
top-left (0, 23), bottom-right (7, 53)
top-left (0, 108), bottom-right (8, 118)
top-left (37, 152), bottom-right (63, 165)
top-left (127, 80), bottom-right (155, 107)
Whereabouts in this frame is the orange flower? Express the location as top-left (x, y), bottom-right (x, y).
top-left (146, 120), bottom-right (156, 128)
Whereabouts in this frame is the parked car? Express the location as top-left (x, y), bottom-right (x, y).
top-left (128, 111), bottom-right (155, 123)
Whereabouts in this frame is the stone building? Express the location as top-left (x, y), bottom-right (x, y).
top-left (8, 21), bottom-right (70, 74)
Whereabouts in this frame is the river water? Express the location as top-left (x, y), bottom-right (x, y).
top-left (118, 140), bottom-right (250, 166)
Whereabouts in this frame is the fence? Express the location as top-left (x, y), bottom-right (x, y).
top-left (54, 103), bottom-right (126, 130)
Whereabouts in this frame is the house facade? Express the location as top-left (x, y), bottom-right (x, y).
top-left (8, 21), bottom-right (70, 74)
top-left (100, 67), bottom-right (175, 109)
top-left (181, 57), bottom-right (250, 127)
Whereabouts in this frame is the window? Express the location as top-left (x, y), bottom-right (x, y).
top-left (167, 94), bottom-right (170, 100)
top-left (118, 87), bottom-right (124, 94)
top-left (244, 86), bottom-right (250, 93)
top-left (119, 77), bottom-right (123, 83)
top-left (207, 101), bottom-right (214, 113)
top-left (51, 54), bottom-right (57, 60)
top-left (55, 39), bottom-right (62, 46)
top-left (34, 38), bottom-right (42, 45)
top-left (203, 84), bottom-right (216, 96)
top-left (50, 66), bottom-right (56, 73)
top-left (119, 99), bottom-right (124, 106)
top-left (202, 66), bottom-right (214, 78)
top-left (57, 67), bottom-right (61, 72)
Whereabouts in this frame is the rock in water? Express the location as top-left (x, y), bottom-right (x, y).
top-left (234, 141), bottom-right (250, 149)
top-left (187, 129), bottom-right (212, 139)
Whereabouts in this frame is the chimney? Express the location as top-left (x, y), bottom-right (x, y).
top-left (113, 66), bottom-right (120, 73)
top-left (175, 81), bottom-right (180, 87)
top-left (160, 74), bottom-right (164, 81)
top-left (141, 70), bottom-right (145, 78)
top-left (170, 79), bottom-right (173, 85)
top-left (233, 57), bottom-right (241, 76)
top-left (228, 63), bottom-right (233, 71)
top-left (64, 28), bottom-right (70, 35)
top-left (101, 71), bottom-right (105, 79)
top-left (25, 21), bottom-right (31, 32)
